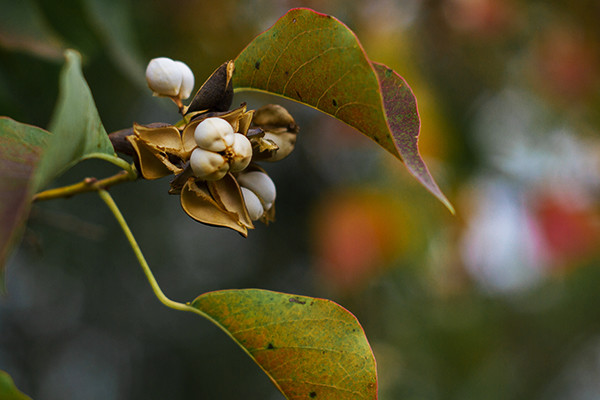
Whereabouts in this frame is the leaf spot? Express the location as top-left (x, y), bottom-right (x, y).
top-left (309, 391), bottom-right (317, 398)
top-left (292, 18), bottom-right (297, 23)
top-left (289, 297), bottom-right (306, 305)
top-left (267, 343), bottom-right (275, 349)
top-left (255, 61), bottom-right (261, 70)
top-left (332, 99), bottom-right (337, 107)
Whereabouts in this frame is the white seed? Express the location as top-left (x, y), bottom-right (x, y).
top-left (241, 187), bottom-right (265, 221)
top-left (237, 171), bottom-right (276, 210)
top-left (194, 118), bottom-right (235, 152)
top-left (145, 57), bottom-right (183, 97)
top-left (228, 133), bottom-right (253, 172)
top-left (174, 61), bottom-right (195, 99)
top-left (190, 147), bottom-right (229, 181)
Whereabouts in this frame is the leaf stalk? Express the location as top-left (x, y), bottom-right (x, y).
top-left (96, 190), bottom-right (212, 319)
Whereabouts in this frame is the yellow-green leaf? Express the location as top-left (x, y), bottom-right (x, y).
top-left (0, 370), bottom-right (32, 400)
top-left (191, 289), bottom-right (378, 399)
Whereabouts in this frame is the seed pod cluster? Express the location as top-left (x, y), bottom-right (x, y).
top-left (190, 117), bottom-right (252, 181)
top-left (128, 59), bottom-right (300, 234)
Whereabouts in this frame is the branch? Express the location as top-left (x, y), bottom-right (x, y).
top-left (33, 169), bottom-right (137, 202)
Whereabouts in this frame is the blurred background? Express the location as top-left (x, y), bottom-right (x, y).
top-left (1, 0), bottom-right (600, 398)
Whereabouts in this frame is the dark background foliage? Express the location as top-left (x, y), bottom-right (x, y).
top-left (1, 0), bottom-right (599, 399)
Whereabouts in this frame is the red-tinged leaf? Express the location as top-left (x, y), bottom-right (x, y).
top-left (191, 289), bottom-right (378, 400)
top-left (233, 8), bottom-right (453, 212)
top-left (0, 117), bottom-right (50, 276)
top-left (371, 62), bottom-right (454, 212)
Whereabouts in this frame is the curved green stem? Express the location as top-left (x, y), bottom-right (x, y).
top-left (86, 153), bottom-right (136, 177)
top-left (96, 190), bottom-right (285, 374)
top-left (97, 190), bottom-right (209, 318)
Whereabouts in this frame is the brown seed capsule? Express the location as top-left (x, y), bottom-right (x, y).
top-left (252, 104), bottom-right (299, 162)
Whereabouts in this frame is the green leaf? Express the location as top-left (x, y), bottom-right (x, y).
top-left (1, 49), bottom-right (120, 276)
top-left (191, 289), bottom-right (377, 400)
top-left (233, 8), bottom-right (453, 212)
top-left (0, 117), bottom-right (50, 276)
top-left (0, 370), bottom-right (32, 400)
top-left (33, 49), bottom-right (116, 192)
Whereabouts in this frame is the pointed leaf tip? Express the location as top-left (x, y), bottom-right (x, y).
top-left (34, 49), bottom-right (115, 191)
top-left (233, 8), bottom-right (453, 212)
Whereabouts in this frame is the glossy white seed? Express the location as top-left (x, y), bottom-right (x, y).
top-left (194, 118), bottom-right (235, 152)
top-left (174, 61), bottom-right (194, 99)
top-left (145, 57), bottom-right (183, 97)
top-left (237, 171), bottom-right (276, 210)
top-left (228, 133), bottom-right (253, 172)
top-left (241, 187), bottom-right (265, 221)
top-left (190, 147), bottom-right (229, 181)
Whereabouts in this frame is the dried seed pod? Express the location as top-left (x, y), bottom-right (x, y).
top-left (252, 104), bottom-right (296, 128)
top-left (262, 131), bottom-right (297, 162)
top-left (240, 187), bottom-right (264, 221)
top-left (228, 133), bottom-right (253, 172)
top-left (252, 104), bottom-right (299, 162)
top-left (190, 147), bottom-right (229, 181)
top-left (237, 171), bottom-right (276, 210)
top-left (194, 117), bottom-right (235, 152)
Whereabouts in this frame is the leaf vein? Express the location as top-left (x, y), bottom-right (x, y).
top-left (334, 101), bottom-right (379, 117)
top-left (282, 45), bottom-right (357, 95)
top-left (252, 345), bottom-right (366, 358)
top-left (266, 28), bottom-right (324, 90)
top-left (315, 65), bottom-right (358, 109)
top-left (230, 317), bottom-right (355, 336)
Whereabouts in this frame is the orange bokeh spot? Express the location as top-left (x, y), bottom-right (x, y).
top-left (311, 191), bottom-right (405, 292)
